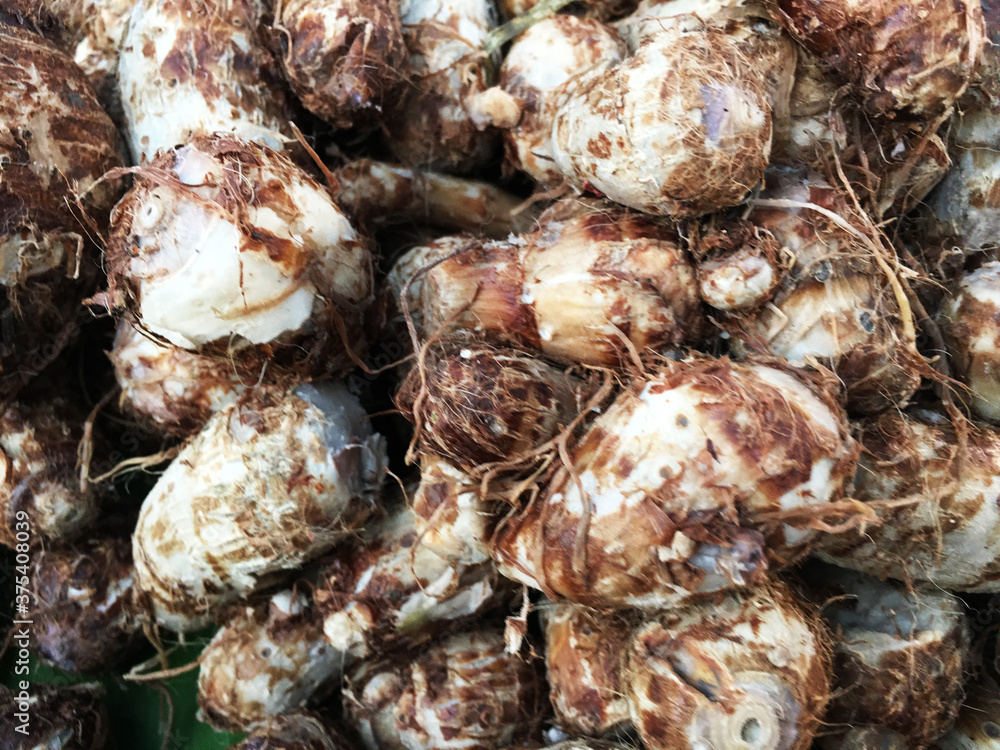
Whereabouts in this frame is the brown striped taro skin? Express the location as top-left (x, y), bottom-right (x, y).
top-left (104, 135), bottom-right (372, 377)
top-left (316, 502), bottom-right (508, 663)
top-left (232, 712), bottom-right (352, 750)
top-left (806, 563), bottom-right (969, 746)
top-left (0, 20), bottom-right (123, 399)
top-left (491, 356), bottom-right (859, 610)
top-left (0, 400), bottom-right (99, 548)
top-left (30, 536), bottom-right (138, 673)
top-left (410, 206), bottom-right (701, 368)
top-left (198, 589), bottom-right (342, 732)
top-left (541, 603), bottom-right (632, 737)
top-left (110, 320), bottom-right (247, 437)
top-left (0, 682), bottom-right (109, 749)
top-left (815, 410), bottom-right (1000, 592)
top-left (132, 383), bottom-right (387, 633)
top-left (742, 168), bottom-right (921, 414)
top-left (344, 626), bottom-right (542, 750)
top-left (939, 262), bottom-right (1000, 424)
top-left (386, 0), bottom-right (499, 173)
top-left (625, 584), bottom-right (830, 750)
top-left (276, 0), bottom-right (408, 129)
top-left (935, 676), bottom-right (1000, 750)
top-left (396, 343), bottom-right (583, 472)
top-left (773, 0), bottom-right (984, 116)
top-left (117, 0), bottom-right (294, 163)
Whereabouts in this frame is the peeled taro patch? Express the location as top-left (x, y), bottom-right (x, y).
top-left (117, 0), bottom-right (294, 163)
top-left (624, 584), bottom-right (830, 750)
top-left (344, 626), bottom-right (543, 750)
top-left (492, 355), bottom-right (858, 610)
top-left (30, 535), bottom-right (138, 673)
top-left (803, 562), bottom-right (969, 746)
top-left (132, 383), bottom-right (386, 632)
top-left (104, 134), bottom-right (373, 377)
top-left (276, 0), bottom-right (409, 129)
top-left (198, 589), bottom-right (342, 732)
top-left (815, 409), bottom-right (1000, 592)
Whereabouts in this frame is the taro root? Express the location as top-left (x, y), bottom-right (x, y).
top-left (939, 262), bottom-right (1000, 424)
top-left (691, 218), bottom-right (786, 312)
top-left (741, 168), bottom-right (921, 414)
top-left (104, 135), bottom-right (373, 376)
top-left (232, 712), bottom-right (351, 750)
top-left (276, 0), bottom-right (408, 129)
top-left (0, 400), bottom-right (99, 547)
top-left (496, 4), bottom-right (777, 216)
top-left (344, 626), bottom-right (542, 750)
top-left (383, 234), bottom-right (472, 344)
top-left (406, 205), bottom-right (702, 367)
top-left (132, 383), bottom-right (387, 632)
top-left (805, 563), bottom-right (969, 746)
top-left (386, 0), bottom-right (500, 173)
top-left (198, 589), bottom-right (342, 732)
top-left (0, 682), bottom-right (108, 749)
top-left (0, 19), bottom-right (123, 399)
top-left (117, 0), bottom-right (294, 163)
top-left (316, 503), bottom-right (508, 661)
top-left (625, 584), bottom-right (830, 750)
top-left (497, 14), bottom-right (624, 186)
top-left (542, 603), bottom-right (632, 737)
top-left (41, 0), bottom-right (132, 114)
top-left (934, 676), bottom-right (1000, 750)
top-left (333, 159), bottom-right (537, 238)
top-left (491, 356), bottom-right (859, 610)
top-left (29, 536), bottom-right (138, 673)
top-left (409, 457), bottom-right (495, 565)
top-left (110, 320), bottom-right (248, 437)
top-left (815, 409), bottom-right (1000, 592)
top-left (773, 0), bottom-right (984, 116)
top-left (396, 343), bottom-right (582, 472)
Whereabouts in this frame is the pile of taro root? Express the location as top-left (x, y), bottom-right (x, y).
top-left (5, 0), bottom-right (1000, 748)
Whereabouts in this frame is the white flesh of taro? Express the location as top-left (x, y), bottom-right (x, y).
top-left (109, 137), bottom-right (370, 357)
